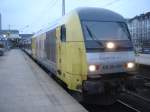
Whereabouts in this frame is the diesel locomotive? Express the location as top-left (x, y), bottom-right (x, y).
top-left (23, 7), bottom-right (136, 105)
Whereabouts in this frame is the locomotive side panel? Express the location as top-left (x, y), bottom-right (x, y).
top-left (55, 12), bottom-right (87, 91)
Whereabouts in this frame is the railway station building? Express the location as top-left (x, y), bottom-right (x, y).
top-left (127, 12), bottom-right (150, 53)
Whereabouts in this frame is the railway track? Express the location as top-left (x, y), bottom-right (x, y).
top-left (117, 100), bottom-right (141, 112)
top-left (119, 91), bottom-right (150, 112)
top-left (125, 90), bottom-right (150, 103)
top-left (81, 100), bottom-right (140, 112)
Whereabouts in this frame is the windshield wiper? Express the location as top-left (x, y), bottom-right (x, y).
top-left (85, 25), bottom-right (103, 47)
top-left (118, 23), bottom-right (131, 40)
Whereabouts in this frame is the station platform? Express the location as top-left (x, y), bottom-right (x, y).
top-left (136, 53), bottom-right (150, 65)
top-left (0, 49), bottom-right (87, 112)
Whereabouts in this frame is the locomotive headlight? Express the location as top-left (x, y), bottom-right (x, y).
top-left (106, 42), bottom-right (115, 49)
top-left (89, 65), bottom-right (96, 72)
top-left (127, 62), bottom-right (135, 69)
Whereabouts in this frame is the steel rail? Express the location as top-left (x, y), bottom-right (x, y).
top-left (117, 100), bottom-right (141, 112)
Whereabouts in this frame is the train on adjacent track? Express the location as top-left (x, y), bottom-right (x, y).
top-left (21, 7), bottom-right (136, 105)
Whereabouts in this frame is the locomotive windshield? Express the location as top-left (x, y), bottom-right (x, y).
top-left (82, 21), bottom-right (130, 41)
top-left (82, 21), bottom-right (133, 51)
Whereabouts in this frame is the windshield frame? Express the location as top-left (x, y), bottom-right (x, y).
top-left (81, 20), bottom-right (131, 41)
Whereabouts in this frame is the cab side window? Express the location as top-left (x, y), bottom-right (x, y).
top-left (60, 25), bottom-right (66, 42)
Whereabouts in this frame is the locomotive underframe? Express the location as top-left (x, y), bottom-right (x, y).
top-left (81, 73), bottom-right (135, 105)
top-left (83, 73), bottom-right (133, 94)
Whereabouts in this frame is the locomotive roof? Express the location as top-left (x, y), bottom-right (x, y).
top-left (76, 7), bottom-right (125, 22)
top-left (33, 7), bottom-right (125, 37)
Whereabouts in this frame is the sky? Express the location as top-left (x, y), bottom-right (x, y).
top-left (0, 0), bottom-right (150, 34)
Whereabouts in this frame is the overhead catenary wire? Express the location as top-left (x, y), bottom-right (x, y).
top-left (38, 0), bottom-right (60, 30)
top-left (32, 0), bottom-right (59, 25)
top-left (36, 0), bottom-right (122, 32)
top-left (77, 0), bottom-right (121, 7)
top-left (26, 0), bottom-right (59, 33)
top-left (25, 0), bottom-right (122, 33)
top-left (102, 0), bottom-right (121, 7)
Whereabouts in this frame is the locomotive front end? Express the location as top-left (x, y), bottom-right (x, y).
top-left (78, 8), bottom-right (136, 105)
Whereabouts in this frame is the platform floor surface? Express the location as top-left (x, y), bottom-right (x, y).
top-left (0, 49), bottom-right (87, 112)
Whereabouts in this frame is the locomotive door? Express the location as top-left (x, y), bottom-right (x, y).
top-left (56, 25), bottom-right (66, 76)
top-left (56, 27), bottom-right (61, 75)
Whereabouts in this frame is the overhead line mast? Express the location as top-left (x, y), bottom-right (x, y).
top-left (62, 0), bottom-right (65, 16)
